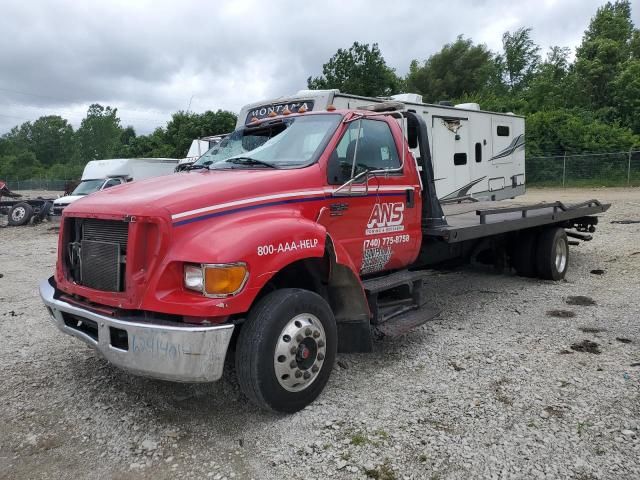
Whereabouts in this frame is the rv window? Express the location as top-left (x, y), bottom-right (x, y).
top-left (327, 119), bottom-right (400, 185)
top-left (497, 125), bottom-right (510, 136)
top-left (475, 142), bottom-right (482, 163)
top-left (454, 153), bottom-right (467, 166)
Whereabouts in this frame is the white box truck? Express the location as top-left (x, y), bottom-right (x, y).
top-left (237, 90), bottom-right (525, 202)
top-left (52, 158), bottom-right (179, 215)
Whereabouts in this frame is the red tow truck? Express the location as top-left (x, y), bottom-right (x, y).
top-left (40, 103), bottom-right (609, 412)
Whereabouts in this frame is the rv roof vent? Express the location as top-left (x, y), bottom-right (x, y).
top-left (454, 102), bottom-right (481, 110)
top-left (359, 101), bottom-right (405, 112)
top-left (390, 93), bottom-right (423, 104)
top-left (295, 89), bottom-right (340, 96)
top-left (438, 100), bottom-right (454, 106)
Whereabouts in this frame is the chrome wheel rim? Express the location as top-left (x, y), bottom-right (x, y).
top-left (11, 207), bottom-right (25, 222)
top-left (555, 239), bottom-right (567, 272)
top-left (274, 313), bottom-right (326, 392)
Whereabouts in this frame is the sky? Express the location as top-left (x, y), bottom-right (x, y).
top-left (1, 0), bottom-right (637, 135)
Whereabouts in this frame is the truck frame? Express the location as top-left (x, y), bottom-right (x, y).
top-left (40, 104), bottom-right (609, 412)
top-left (0, 181), bottom-right (53, 226)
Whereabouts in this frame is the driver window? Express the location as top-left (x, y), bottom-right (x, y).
top-left (327, 119), bottom-right (400, 185)
top-left (103, 179), bottom-right (121, 189)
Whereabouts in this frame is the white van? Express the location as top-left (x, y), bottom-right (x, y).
top-left (52, 158), bottom-right (179, 215)
top-left (238, 90), bottom-right (525, 202)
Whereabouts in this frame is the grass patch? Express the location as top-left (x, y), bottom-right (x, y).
top-left (365, 461), bottom-right (396, 480)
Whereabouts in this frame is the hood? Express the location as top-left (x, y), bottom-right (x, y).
top-left (64, 167), bottom-right (324, 219)
top-left (53, 195), bottom-right (84, 205)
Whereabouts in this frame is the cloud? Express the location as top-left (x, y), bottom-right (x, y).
top-left (0, 0), bottom-right (635, 134)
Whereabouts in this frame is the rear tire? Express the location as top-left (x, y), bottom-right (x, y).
top-left (511, 231), bottom-right (538, 277)
top-left (8, 202), bottom-right (33, 226)
top-left (235, 288), bottom-right (337, 413)
top-left (536, 227), bottom-right (569, 280)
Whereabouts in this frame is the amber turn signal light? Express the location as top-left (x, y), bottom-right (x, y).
top-left (204, 264), bottom-right (248, 296)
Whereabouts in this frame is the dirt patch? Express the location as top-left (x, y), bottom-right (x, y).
top-left (610, 220), bottom-right (640, 224)
top-left (543, 406), bottom-right (566, 418)
top-left (570, 340), bottom-right (601, 354)
top-left (547, 309), bottom-right (576, 318)
top-left (616, 337), bottom-right (632, 344)
top-left (590, 269), bottom-right (605, 275)
top-left (449, 361), bottom-right (465, 372)
top-left (566, 296), bottom-right (597, 306)
top-left (579, 327), bottom-right (607, 334)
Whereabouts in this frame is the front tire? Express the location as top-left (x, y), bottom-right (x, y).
top-left (536, 227), bottom-right (569, 280)
top-left (235, 288), bottom-right (337, 413)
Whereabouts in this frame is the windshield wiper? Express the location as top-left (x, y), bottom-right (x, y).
top-left (225, 157), bottom-right (277, 169)
top-left (185, 161), bottom-right (212, 171)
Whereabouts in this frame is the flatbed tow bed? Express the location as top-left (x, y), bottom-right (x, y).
top-left (424, 199), bottom-right (610, 243)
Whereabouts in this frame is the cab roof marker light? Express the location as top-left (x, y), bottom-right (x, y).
top-left (268, 111), bottom-right (278, 117)
top-left (297, 105), bottom-right (308, 113)
top-left (282, 107), bottom-right (291, 115)
top-left (326, 104), bottom-right (336, 111)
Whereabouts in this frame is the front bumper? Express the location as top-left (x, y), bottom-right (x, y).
top-left (39, 277), bottom-right (234, 382)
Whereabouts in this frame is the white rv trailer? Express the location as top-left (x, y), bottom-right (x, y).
top-left (237, 90), bottom-right (525, 202)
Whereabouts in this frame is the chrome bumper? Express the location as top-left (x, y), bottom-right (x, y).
top-left (39, 277), bottom-right (234, 382)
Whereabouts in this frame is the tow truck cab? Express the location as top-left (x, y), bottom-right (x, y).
top-left (40, 105), bottom-right (609, 413)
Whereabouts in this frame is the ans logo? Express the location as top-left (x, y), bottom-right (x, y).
top-left (366, 203), bottom-right (405, 235)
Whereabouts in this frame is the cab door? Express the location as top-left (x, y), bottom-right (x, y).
top-left (322, 116), bottom-right (421, 275)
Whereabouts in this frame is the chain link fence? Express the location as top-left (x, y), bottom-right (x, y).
top-left (1, 178), bottom-right (72, 191)
top-left (527, 150), bottom-right (640, 187)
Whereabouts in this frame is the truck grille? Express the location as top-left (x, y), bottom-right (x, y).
top-left (66, 219), bottom-right (129, 292)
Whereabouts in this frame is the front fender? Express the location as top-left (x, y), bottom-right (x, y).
top-left (141, 209), bottom-right (329, 316)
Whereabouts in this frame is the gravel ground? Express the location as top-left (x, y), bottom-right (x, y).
top-left (0, 187), bottom-right (638, 480)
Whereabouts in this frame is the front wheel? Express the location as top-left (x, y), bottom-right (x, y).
top-left (235, 288), bottom-right (337, 413)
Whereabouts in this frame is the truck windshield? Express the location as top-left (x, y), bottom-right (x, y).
top-left (71, 179), bottom-right (105, 196)
top-left (194, 114), bottom-right (341, 169)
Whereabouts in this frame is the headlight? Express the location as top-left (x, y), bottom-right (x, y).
top-left (184, 263), bottom-right (248, 297)
top-left (184, 264), bottom-right (204, 292)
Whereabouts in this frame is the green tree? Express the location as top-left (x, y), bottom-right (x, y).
top-left (613, 59), bottom-right (640, 133)
top-left (525, 46), bottom-right (571, 111)
top-left (525, 109), bottom-right (639, 156)
top-left (75, 104), bottom-right (123, 161)
top-left (573, 0), bottom-right (636, 109)
top-left (162, 109), bottom-right (237, 158)
top-left (501, 27), bottom-right (540, 91)
top-left (406, 36), bottom-right (500, 102)
top-left (28, 115), bottom-right (75, 166)
top-left (307, 42), bottom-right (401, 97)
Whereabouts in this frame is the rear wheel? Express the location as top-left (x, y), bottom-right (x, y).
top-left (536, 227), bottom-right (569, 280)
top-left (511, 231), bottom-right (538, 277)
top-left (235, 288), bottom-right (337, 413)
top-left (8, 202), bottom-right (33, 226)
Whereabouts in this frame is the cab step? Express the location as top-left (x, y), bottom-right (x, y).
top-left (363, 269), bottom-right (433, 325)
top-left (373, 307), bottom-right (440, 339)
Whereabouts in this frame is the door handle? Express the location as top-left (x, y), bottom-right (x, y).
top-left (406, 189), bottom-right (415, 208)
top-left (329, 202), bottom-right (349, 216)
